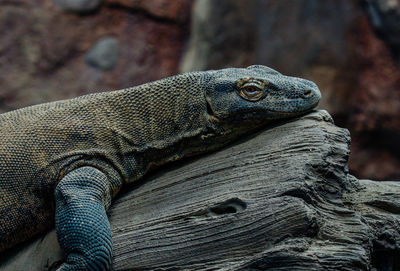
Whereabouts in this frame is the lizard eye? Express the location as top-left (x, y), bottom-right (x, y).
top-left (239, 86), bottom-right (263, 101)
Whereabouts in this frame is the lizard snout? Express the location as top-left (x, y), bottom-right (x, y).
top-left (299, 80), bottom-right (321, 102)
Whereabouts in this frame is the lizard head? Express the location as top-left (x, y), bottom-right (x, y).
top-left (204, 65), bottom-right (321, 129)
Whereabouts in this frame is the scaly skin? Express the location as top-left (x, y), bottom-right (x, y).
top-left (0, 65), bottom-right (321, 270)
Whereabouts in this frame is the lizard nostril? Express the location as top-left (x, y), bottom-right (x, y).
top-left (303, 89), bottom-right (312, 97)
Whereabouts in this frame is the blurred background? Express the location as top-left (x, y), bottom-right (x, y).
top-left (0, 0), bottom-right (399, 180)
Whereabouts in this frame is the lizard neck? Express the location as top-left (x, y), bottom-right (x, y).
top-left (100, 72), bottom-right (220, 182)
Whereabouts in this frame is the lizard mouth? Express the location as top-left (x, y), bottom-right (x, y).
top-left (265, 107), bottom-right (314, 114)
top-left (264, 99), bottom-right (320, 115)
top-left (241, 105), bottom-right (314, 116)
top-left (206, 97), bottom-right (318, 122)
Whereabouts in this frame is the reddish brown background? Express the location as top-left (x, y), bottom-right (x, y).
top-left (0, 0), bottom-right (399, 180)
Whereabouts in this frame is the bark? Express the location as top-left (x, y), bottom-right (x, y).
top-left (1, 110), bottom-right (399, 270)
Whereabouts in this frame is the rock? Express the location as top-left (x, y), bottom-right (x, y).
top-left (52, 0), bottom-right (103, 13)
top-left (1, 111), bottom-right (399, 270)
top-left (85, 37), bottom-right (119, 70)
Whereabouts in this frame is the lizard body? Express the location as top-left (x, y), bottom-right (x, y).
top-left (0, 65), bottom-right (320, 270)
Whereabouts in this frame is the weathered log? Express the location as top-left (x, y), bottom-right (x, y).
top-left (1, 110), bottom-right (399, 270)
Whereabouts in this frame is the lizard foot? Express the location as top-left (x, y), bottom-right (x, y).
top-left (55, 166), bottom-right (114, 271)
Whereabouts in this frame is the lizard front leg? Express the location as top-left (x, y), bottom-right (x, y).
top-left (54, 166), bottom-right (116, 271)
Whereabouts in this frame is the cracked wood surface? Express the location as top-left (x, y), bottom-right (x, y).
top-left (1, 110), bottom-right (399, 270)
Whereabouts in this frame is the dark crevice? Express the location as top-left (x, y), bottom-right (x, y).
top-left (209, 198), bottom-right (247, 215)
top-left (365, 200), bottom-right (400, 215)
top-left (187, 198), bottom-right (248, 219)
top-left (371, 248), bottom-right (400, 271)
top-left (281, 188), bottom-right (313, 205)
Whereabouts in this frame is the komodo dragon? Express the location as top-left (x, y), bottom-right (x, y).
top-left (0, 65), bottom-right (321, 270)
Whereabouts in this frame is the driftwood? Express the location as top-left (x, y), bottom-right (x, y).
top-left (1, 110), bottom-right (399, 270)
